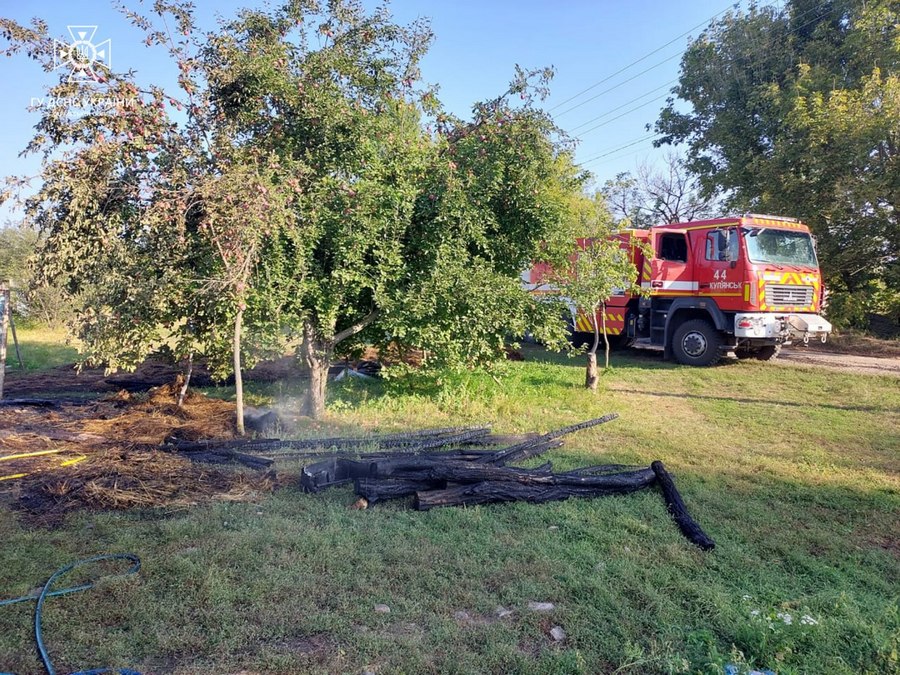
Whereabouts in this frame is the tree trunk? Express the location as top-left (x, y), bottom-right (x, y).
top-left (177, 352), bottom-right (193, 408)
top-left (302, 322), bottom-right (331, 419)
top-left (601, 301), bottom-right (610, 370)
top-left (585, 305), bottom-right (600, 391)
top-left (233, 310), bottom-right (245, 435)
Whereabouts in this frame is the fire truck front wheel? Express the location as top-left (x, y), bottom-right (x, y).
top-left (672, 319), bottom-right (723, 367)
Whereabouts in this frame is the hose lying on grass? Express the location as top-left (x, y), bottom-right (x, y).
top-left (0, 554), bottom-right (142, 675)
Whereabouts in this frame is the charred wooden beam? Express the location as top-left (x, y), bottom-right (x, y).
top-left (374, 460), bottom-right (658, 490)
top-left (0, 398), bottom-right (63, 408)
top-left (488, 439), bottom-right (563, 465)
top-left (355, 478), bottom-right (441, 504)
top-left (167, 426), bottom-right (491, 454)
top-left (414, 468), bottom-right (656, 510)
top-left (651, 461), bottom-right (715, 551)
top-left (480, 414), bottom-right (618, 465)
top-left (182, 449), bottom-right (274, 470)
top-left (563, 464), bottom-right (644, 476)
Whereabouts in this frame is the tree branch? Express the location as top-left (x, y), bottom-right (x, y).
top-left (329, 308), bottom-right (379, 348)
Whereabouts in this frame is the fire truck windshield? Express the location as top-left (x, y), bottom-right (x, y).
top-left (742, 228), bottom-right (818, 267)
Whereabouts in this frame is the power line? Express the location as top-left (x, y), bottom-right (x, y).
top-left (571, 1), bottom-right (833, 170)
top-left (548, 2), bottom-right (738, 113)
top-left (585, 144), bottom-right (663, 169)
top-left (567, 80), bottom-right (677, 133)
top-left (561, 0), bottom-right (826, 134)
top-left (577, 134), bottom-right (660, 166)
top-left (553, 52), bottom-right (684, 118)
top-left (576, 93), bottom-right (670, 138)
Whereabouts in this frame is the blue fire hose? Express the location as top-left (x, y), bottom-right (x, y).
top-left (0, 553), bottom-right (142, 675)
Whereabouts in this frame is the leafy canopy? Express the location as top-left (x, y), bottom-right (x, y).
top-left (1, 0), bottom-right (584, 378)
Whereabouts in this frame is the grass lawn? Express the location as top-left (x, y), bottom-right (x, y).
top-left (3, 323), bottom-right (79, 371)
top-left (0, 346), bottom-right (897, 674)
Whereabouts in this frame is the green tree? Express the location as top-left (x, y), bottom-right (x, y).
top-left (0, 223), bottom-right (35, 287)
top-left (549, 195), bottom-right (646, 390)
top-left (199, 6), bottom-right (580, 418)
top-left (0, 223), bottom-right (71, 326)
top-left (654, 0), bottom-right (899, 325)
top-left (2, 1), bottom-right (580, 420)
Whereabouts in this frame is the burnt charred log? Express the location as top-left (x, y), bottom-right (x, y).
top-left (480, 414), bottom-right (618, 465)
top-left (651, 461), bottom-right (715, 551)
top-left (355, 478), bottom-right (440, 504)
top-left (414, 468), bottom-right (656, 510)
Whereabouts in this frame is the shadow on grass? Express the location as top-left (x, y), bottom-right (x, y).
top-left (521, 344), bottom-right (681, 371)
top-left (608, 387), bottom-right (900, 414)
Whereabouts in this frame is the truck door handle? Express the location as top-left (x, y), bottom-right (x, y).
top-left (651, 281), bottom-right (663, 288)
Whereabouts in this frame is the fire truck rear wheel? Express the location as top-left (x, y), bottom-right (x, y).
top-left (753, 345), bottom-right (781, 361)
top-left (672, 319), bottom-right (723, 367)
top-left (736, 345), bottom-right (781, 361)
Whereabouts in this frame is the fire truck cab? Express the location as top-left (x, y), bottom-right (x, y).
top-left (531, 214), bottom-right (833, 366)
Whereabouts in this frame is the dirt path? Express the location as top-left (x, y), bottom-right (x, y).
top-left (779, 348), bottom-right (900, 377)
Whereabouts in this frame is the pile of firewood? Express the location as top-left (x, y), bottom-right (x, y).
top-left (164, 416), bottom-right (715, 550)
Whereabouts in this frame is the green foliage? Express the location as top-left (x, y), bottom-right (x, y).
top-left (548, 193), bottom-right (648, 355)
top-left (1, 1), bottom-right (582, 400)
top-left (655, 0), bottom-right (899, 324)
top-left (0, 224), bottom-right (71, 327)
top-left (0, 224), bottom-right (34, 286)
top-left (826, 278), bottom-right (900, 331)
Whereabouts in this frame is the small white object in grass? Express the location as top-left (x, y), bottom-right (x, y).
top-left (741, 594), bottom-right (752, 601)
top-left (800, 615), bottom-right (819, 626)
top-left (496, 606), bottom-right (514, 619)
top-left (453, 611), bottom-right (470, 621)
top-left (776, 612), bottom-right (793, 625)
top-left (374, 604), bottom-right (391, 614)
top-left (548, 525), bottom-right (559, 531)
top-left (528, 601), bottom-right (555, 612)
top-left (549, 626), bottom-right (566, 642)
top-left (750, 609), bottom-right (761, 617)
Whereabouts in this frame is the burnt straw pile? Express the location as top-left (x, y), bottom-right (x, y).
top-left (164, 416), bottom-right (714, 550)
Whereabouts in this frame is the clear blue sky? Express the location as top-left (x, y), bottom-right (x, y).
top-left (0, 0), bottom-right (744, 222)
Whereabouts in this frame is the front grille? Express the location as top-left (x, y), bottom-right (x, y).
top-left (766, 284), bottom-right (813, 307)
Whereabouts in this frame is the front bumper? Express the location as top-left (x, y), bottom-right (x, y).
top-left (734, 312), bottom-right (832, 343)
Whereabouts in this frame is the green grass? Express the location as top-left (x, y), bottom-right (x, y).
top-left (1, 347), bottom-right (898, 674)
top-left (4, 323), bottom-right (79, 371)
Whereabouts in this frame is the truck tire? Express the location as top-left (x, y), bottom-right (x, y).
top-left (753, 345), bottom-right (781, 361)
top-left (736, 345), bottom-right (781, 361)
top-left (672, 319), bottom-right (723, 366)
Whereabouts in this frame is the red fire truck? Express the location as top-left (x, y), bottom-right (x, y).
top-left (526, 214), bottom-right (832, 366)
